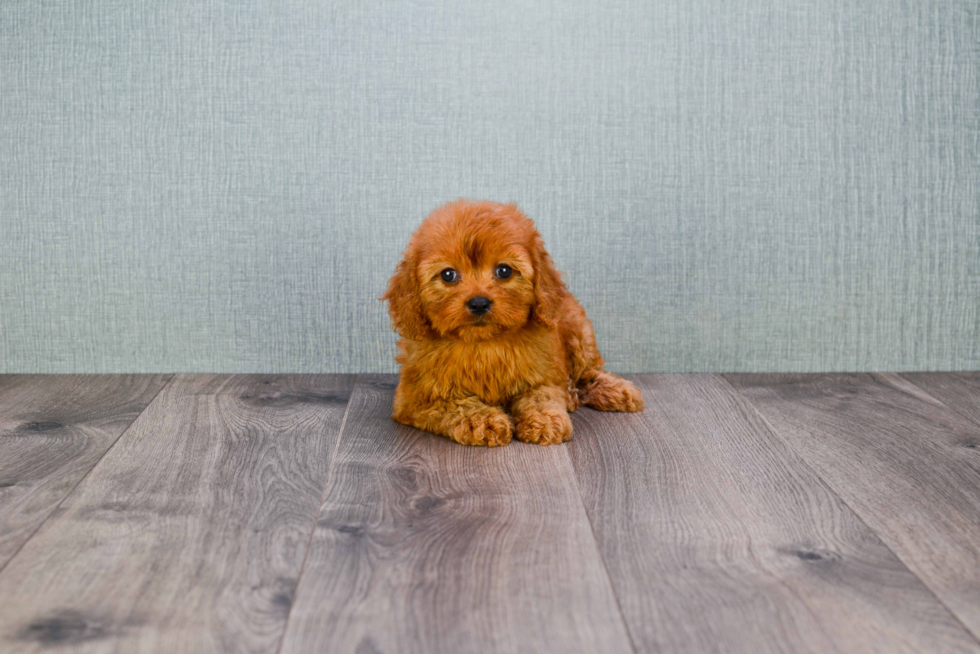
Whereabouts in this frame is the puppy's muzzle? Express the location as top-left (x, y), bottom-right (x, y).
top-left (466, 296), bottom-right (492, 316)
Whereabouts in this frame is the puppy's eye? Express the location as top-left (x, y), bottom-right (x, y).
top-left (495, 264), bottom-right (513, 280)
top-left (440, 268), bottom-right (458, 283)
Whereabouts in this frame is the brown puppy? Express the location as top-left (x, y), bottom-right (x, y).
top-left (382, 200), bottom-right (643, 446)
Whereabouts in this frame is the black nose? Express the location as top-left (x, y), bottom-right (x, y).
top-left (466, 296), bottom-right (492, 315)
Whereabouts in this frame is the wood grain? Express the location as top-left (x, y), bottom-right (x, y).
top-left (727, 373), bottom-right (980, 643)
top-left (902, 372), bottom-right (980, 428)
top-left (569, 374), bottom-right (980, 654)
top-left (0, 374), bottom-right (171, 570)
top-left (0, 374), bottom-right (353, 653)
top-left (278, 374), bottom-right (634, 654)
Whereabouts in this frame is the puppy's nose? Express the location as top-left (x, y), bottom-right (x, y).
top-left (466, 296), bottom-right (492, 316)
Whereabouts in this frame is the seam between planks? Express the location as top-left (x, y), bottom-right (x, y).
top-left (898, 373), bottom-right (980, 430)
top-left (274, 373), bottom-right (358, 654)
top-left (720, 373), bottom-right (980, 648)
top-left (563, 444), bottom-right (640, 654)
top-left (0, 373), bottom-right (176, 579)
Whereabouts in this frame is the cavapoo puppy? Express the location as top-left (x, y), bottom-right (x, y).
top-left (382, 200), bottom-right (643, 447)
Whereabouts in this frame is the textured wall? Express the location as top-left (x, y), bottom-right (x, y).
top-left (1, 0), bottom-right (978, 373)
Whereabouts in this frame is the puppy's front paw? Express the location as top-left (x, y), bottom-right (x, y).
top-left (515, 409), bottom-right (573, 445)
top-left (450, 408), bottom-right (513, 447)
top-left (583, 375), bottom-right (644, 412)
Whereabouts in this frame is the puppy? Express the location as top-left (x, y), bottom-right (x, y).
top-left (382, 200), bottom-right (643, 447)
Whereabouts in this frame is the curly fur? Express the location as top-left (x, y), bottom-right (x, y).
top-left (382, 200), bottom-right (643, 446)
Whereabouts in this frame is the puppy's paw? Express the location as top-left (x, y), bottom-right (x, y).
top-left (583, 375), bottom-right (644, 412)
top-left (450, 408), bottom-right (513, 447)
top-left (515, 408), bottom-right (573, 445)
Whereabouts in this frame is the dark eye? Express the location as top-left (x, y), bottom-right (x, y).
top-left (495, 264), bottom-right (512, 279)
top-left (440, 268), bottom-right (458, 283)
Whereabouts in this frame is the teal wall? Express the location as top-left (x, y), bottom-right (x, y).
top-left (1, 1), bottom-right (978, 373)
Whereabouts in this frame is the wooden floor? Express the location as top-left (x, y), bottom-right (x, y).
top-left (1, 374), bottom-right (979, 653)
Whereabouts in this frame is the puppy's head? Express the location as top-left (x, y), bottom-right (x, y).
top-left (383, 200), bottom-right (564, 342)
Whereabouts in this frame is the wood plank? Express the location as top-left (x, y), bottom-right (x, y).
top-left (569, 374), bottom-right (980, 654)
top-left (727, 373), bottom-right (980, 643)
top-left (902, 372), bottom-right (980, 428)
top-left (0, 374), bottom-right (171, 570)
top-left (0, 374), bottom-right (353, 653)
top-left (279, 374), bottom-right (634, 654)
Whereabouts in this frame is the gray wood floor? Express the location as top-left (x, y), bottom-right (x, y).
top-left (0, 373), bottom-right (978, 653)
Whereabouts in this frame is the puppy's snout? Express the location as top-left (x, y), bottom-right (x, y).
top-left (466, 296), bottom-right (492, 316)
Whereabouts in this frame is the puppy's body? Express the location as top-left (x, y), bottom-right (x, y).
top-left (398, 322), bottom-right (563, 407)
top-left (383, 200), bottom-right (643, 446)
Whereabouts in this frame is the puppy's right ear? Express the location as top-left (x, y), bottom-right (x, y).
top-left (381, 252), bottom-right (430, 340)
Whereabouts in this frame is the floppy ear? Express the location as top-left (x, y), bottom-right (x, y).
top-left (381, 252), bottom-right (430, 340)
top-left (529, 232), bottom-right (566, 329)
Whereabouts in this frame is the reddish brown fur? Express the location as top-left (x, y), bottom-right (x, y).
top-left (382, 200), bottom-right (643, 446)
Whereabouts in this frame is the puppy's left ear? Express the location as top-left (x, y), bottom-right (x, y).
top-left (530, 232), bottom-right (566, 329)
top-left (381, 251), bottom-right (430, 340)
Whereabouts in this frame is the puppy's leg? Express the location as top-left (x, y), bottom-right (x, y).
top-left (394, 393), bottom-right (513, 447)
top-left (511, 386), bottom-right (573, 445)
top-left (558, 301), bottom-right (641, 412)
top-left (578, 370), bottom-right (644, 412)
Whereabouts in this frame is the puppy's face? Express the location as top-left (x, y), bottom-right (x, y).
top-left (417, 231), bottom-right (535, 341)
top-left (384, 201), bottom-right (564, 342)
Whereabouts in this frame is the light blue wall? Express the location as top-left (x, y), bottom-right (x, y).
top-left (1, 0), bottom-right (978, 373)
